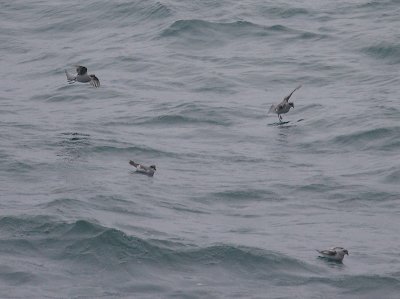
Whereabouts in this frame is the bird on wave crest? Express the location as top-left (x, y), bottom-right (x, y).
top-left (316, 247), bottom-right (349, 262)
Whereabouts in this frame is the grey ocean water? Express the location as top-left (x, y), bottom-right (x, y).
top-left (1, 0), bottom-right (400, 298)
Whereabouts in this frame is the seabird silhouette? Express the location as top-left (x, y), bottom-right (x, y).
top-left (269, 85), bottom-right (302, 122)
top-left (65, 65), bottom-right (100, 87)
top-left (316, 247), bottom-right (349, 262)
top-left (129, 160), bottom-right (156, 177)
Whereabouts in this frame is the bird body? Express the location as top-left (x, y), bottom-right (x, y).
top-left (269, 85), bottom-right (301, 121)
top-left (129, 160), bottom-right (156, 177)
top-left (317, 247), bottom-right (349, 262)
top-left (65, 65), bottom-right (100, 87)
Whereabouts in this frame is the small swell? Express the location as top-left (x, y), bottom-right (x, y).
top-left (332, 127), bottom-right (400, 151)
top-left (160, 19), bottom-right (325, 43)
top-left (160, 19), bottom-right (295, 40)
top-left (362, 42), bottom-right (400, 64)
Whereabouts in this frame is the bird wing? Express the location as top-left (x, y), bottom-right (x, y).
top-left (76, 65), bottom-right (88, 75)
top-left (65, 70), bottom-right (76, 82)
top-left (317, 249), bottom-right (336, 256)
top-left (331, 247), bottom-right (345, 251)
top-left (89, 75), bottom-right (100, 87)
top-left (129, 160), bottom-right (139, 168)
top-left (283, 85), bottom-right (302, 102)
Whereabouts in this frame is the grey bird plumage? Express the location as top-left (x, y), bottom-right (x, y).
top-left (269, 85), bottom-right (302, 121)
top-left (129, 160), bottom-right (156, 177)
top-left (65, 65), bottom-right (100, 87)
top-left (316, 247), bottom-right (349, 262)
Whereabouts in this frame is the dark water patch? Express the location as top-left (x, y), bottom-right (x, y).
top-left (332, 127), bottom-right (400, 151)
top-left (337, 191), bottom-right (398, 203)
top-left (0, 215), bottom-right (61, 238)
top-left (160, 19), bottom-right (327, 47)
top-left (158, 201), bottom-right (210, 215)
top-left (268, 120), bottom-right (291, 126)
top-left (0, 217), bottom-right (316, 274)
top-left (176, 245), bottom-right (319, 276)
top-left (161, 19), bottom-right (267, 39)
top-left (19, 52), bottom-right (57, 65)
top-left (91, 144), bottom-right (177, 158)
top-left (190, 76), bottom-right (238, 94)
top-left (317, 274), bottom-right (400, 298)
top-left (38, 197), bottom-right (88, 210)
top-left (295, 103), bottom-right (324, 113)
top-left (263, 6), bottom-right (311, 18)
top-left (31, 0), bottom-right (172, 35)
top-left (135, 103), bottom-right (234, 127)
top-left (56, 132), bottom-right (91, 161)
top-left (86, 194), bottom-right (156, 218)
top-left (356, 0), bottom-right (400, 10)
top-left (208, 189), bottom-right (278, 202)
top-left (159, 19), bottom-right (322, 48)
top-left (362, 42), bottom-right (400, 64)
top-left (99, 1), bottom-right (172, 22)
top-left (0, 270), bottom-right (37, 286)
top-left (297, 182), bottom-right (341, 194)
top-left (45, 93), bottom-right (91, 102)
top-left (384, 168), bottom-right (400, 184)
top-left (152, 114), bottom-right (231, 126)
top-left (2, 160), bottom-right (35, 174)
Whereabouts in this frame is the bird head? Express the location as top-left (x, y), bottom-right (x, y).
top-left (289, 102), bottom-right (294, 109)
top-left (150, 165), bottom-right (156, 171)
top-left (343, 249), bottom-right (349, 255)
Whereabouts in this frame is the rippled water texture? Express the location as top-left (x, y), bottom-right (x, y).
top-left (1, 0), bottom-right (399, 298)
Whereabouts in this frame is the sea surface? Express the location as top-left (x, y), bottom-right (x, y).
top-left (1, 0), bottom-right (400, 298)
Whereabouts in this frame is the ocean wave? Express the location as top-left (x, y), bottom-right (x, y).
top-left (145, 114), bottom-right (232, 126)
top-left (307, 274), bottom-right (400, 298)
top-left (98, 1), bottom-right (172, 22)
top-left (160, 19), bottom-right (324, 43)
top-left (161, 19), bottom-right (267, 38)
top-left (332, 127), bottom-right (400, 151)
top-left (0, 216), bottom-right (313, 272)
top-left (2, 217), bottom-right (400, 298)
top-left (362, 42), bottom-right (400, 64)
top-left (207, 189), bottom-right (278, 202)
top-left (384, 168), bottom-right (400, 184)
top-left (356, 0), bottom-right (400, 10)
top-left (24, 0), bottom-right (172, 36)
top-left (133, 103), bottom-right (234, 126)
top-left (265, 6), bottom-right (310, 18)
top-left (91, 144), bottom-right (177, 158)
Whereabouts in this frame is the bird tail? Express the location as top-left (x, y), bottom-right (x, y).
top-left (268, 105), bottom-right (276, 114)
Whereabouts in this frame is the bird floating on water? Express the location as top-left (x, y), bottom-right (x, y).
top-left (316, 247), bottom-right (349, 262)
top-left (269, 85), bottom-right (302, 122)
top-left (129, 160), bottom-right (156, 177)
top-left (65, 65), bottom-right (100, 87)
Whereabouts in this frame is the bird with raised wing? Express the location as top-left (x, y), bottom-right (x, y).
top-left (129, 160), bottom-right (156, 177)
top-left (65, 65), bottom-right (100, 87)
top-left (269, 85), bottom-right (302, 122)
